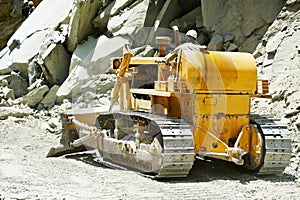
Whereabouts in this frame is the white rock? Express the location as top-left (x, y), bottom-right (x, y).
top-left (111, 0), bottom-right (136, 16)
top-left (265, 31), bottom-right (286, 53)
top-left (66, 0), bottom-right (101, 52)
top-left (9, 31), bottom-right (48, 76)
top-left (70, 36), bottom-right (129, 74)
top-left (0, 107), bottom-right (33, 119)
top-left (2, 87), bottom-right (15, 100)
top-left (108, 0), bottom-right (162, 35)
top-left (7, 0), bottom-right (74, 48)
top-left (56, 65), bottom-right (91, 104)
top-left (69, 35), bottom-right (108, 72)
top-left (0, 47), bottom-right (13, 75)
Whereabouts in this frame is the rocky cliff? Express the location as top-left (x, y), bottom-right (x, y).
top-left (0, 0), bottom-right (293, 105)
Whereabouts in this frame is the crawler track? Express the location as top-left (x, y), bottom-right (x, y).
top-left (250, 115), bottom-right (292, 174)
top-left (96, 111), bottom-right (195, 178)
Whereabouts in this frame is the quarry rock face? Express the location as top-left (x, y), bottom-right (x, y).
top-left (0, 0), bottom-right (298, 116)
top-left (201, 0), bottom-right (286, 52)
top-left (253, 1), bottom-right (300, 120)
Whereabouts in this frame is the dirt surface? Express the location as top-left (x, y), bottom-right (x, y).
top-left (0, 115), bottom-right (300, 200)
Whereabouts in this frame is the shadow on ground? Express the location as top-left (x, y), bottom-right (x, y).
top-left (64, 151), bottom-right (296, 184)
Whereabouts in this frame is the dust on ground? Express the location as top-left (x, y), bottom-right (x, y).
top-left (0, 114), bottom-right (300, 200)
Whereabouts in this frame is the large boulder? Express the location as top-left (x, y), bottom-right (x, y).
top-left (9, 30), bottom-right (49, 77)
top-left (154, 0), bottom-right (181, 28)
top-left (208, 34), bottom-right (224, 51)
top-left (107, 0), bottom-right (164, 36)
top-left (15, 85), bottom-right (49, 107)
top-left (69, 35), bottom-right (129, 74)
top-left (7, 0), bottom-right (73, 48)
top-left (56, 65), bottom-right (91, 103)
top-left (170, 6), bottom-right (201, 33)
top-left (0, 0), bottom-right (74, 84)
top-left (93, 0), bottom-right (136, 28)
top-left (0, 0), bottom-right (103, 87)
top-left (39, 44), bottom-right (71, 85)
top-left (39, 85), bottom-right (60, 109)
top-left (66, 0), bottom-right (101, 52)
top-left (201, 0), bottom-right (286, 52)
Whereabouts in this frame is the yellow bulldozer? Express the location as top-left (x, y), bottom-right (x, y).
top-left (48, 34), bottom-right (292, 178)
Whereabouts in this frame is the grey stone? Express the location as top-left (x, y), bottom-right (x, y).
top-left (154, 0), bottom-right (181, 28)
top-left (208, 35), bottom-right (223, 51)
top-left (92, 0), bottom-right (115, 28)
top-left (28, 60), bottom-right (42, 86)
top-left (202, 0), bottom-right (286, 52)
top-left (224, 34), bottom-right (234, 43)
top-left (40, 44), bottom-right (71, 85)
top-left (16, 85), bottom-right (49, 108)
top-left (108, 0), bottom-right (164, 35)
top-left (40, 85), bottom-right (60, 109)
top-left (195, 15), bottom-right (203, 28)
top-left (170, 6), bottom-right (201, 33)
top-left (226, 43), bottom-right (239, 52)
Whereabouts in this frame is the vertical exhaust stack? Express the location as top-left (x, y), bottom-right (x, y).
top-left (156, 36), bottom-right (171, 57)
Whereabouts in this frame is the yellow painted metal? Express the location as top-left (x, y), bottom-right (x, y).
top-left (193, 94), bottom-right (250, 115)
top-left (178, 50), bottom-right (257, 93)
top-left (122, 47), bottom-right (263, 164)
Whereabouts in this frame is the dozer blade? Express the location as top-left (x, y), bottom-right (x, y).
top-left (47, 144), bottom-right (87, 158)
top-left (47, 108), bottom-right (105, 157)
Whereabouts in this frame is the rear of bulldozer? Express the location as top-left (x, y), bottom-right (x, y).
top-left (48, 39), bottom-right (292, 178)
top-left (176, 49), bottom-right (291, 174)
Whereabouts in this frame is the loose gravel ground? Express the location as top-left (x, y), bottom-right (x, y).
top-left (0, 116), bottom-right (300, 200)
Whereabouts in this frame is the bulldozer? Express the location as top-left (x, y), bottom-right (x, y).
top-left (47, 33), bottom-right (292, 178)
